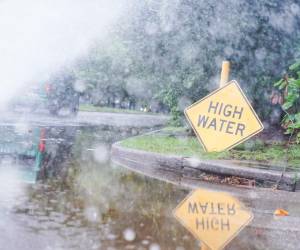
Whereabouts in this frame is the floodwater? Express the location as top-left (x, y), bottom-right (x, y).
top-left (0, 124), bottom-right (196, 250)
top-left (0, 124), bottom-right (298, 250)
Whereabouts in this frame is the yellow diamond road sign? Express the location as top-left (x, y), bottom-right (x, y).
top-left (185, 80), bottom-right (263, 152)
top-left (173, 189), bottom-right (253, 250)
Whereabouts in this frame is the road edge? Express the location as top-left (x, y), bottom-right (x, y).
top-left (111, 141), bottom-right (300, 192)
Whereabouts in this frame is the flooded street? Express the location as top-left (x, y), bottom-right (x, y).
top-left (1, 1), bottom-right (300, 249)
top-left (0, 124), bottom-right (196, 250)
top-left (0, 123), bottom-right (298, 250)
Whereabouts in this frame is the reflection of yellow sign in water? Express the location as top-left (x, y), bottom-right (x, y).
top-left (173, 189), bottom-right (253, 250)
top-left (184, 80), bottom-right (263, 152)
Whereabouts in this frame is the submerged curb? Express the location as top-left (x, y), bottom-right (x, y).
top-left (111, 141), bottom-right (300, 249)
top-left (111, 142), bottom-right (300, 192)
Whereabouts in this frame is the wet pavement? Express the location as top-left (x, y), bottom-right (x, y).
top-left (0, 119), bottom-right (299, 250)
top-left (0, 111), bottom-right (169, 128)
top-left (0, 123), bottom-right (196, 250)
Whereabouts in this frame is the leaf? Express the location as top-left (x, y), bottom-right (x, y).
top-left (282, 102), bottom-right (293, 110)
top-left (274, 79), bottom-right (284, 87)
top-left (295, 79), bottom-right (300, 87)
top-left (289, 61), bottom-right (300, 71)
top-left (282, 113), bottom-right (293, 121)
top-left (295, 113), bottom-right (300, 122)
top-left (285, 92), bottom-right (299, 104)
top-left (291, 122), bottom-right (300, 129)
top-left (274, 208), bottom-right (289, 216)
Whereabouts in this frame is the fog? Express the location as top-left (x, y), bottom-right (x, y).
top-left (0, 0), bottom-right (123, 107)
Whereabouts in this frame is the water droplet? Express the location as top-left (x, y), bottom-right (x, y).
top-left (123, 228), bottom-right (136, 242)
top-left (84, 206), bottom-right (99, 222)
top-left (93, 144), bottom-right (109, 163)
top-left (142, 240), bottom-right (150, 245)
top-left (149, 243), bottom-right (161, 250)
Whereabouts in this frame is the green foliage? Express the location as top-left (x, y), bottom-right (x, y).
top-left (156, 83), bottom-right (183, 126)
top-left (275, 60), bottom-right (300, 143)
top-left (73, 0), bottom-right (300, 123)
top-left (79, 104), bottom-right (150, 114)
top-left (120, 133), bottom-right (300, 169)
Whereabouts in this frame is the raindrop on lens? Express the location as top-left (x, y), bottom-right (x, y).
top-left (84, 206), bottom-right (99, 222)
top-left (73, 80), bottom-right (86, 92)
top-left (123, 228), bottom-right (136, 242)
top-left (93, 144), bottom-right (109, 163)
top-left (149, 243), bottom-right (161, 250)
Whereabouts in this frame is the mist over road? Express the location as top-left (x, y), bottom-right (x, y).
top-left (0, 111), bottom-right (169, 128)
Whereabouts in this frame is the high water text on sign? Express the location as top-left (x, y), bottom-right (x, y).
top-left (173, 189), bottom-right (253, 250)
top-left (184, 81), bottom-right (264, 152)
top-left (197, 101), bottom-right (245, 136)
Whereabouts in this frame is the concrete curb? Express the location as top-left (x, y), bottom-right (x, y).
top-left (111, 142), bottom-right (300, 249)
top-left (111, 142), bottom-right (300, 192)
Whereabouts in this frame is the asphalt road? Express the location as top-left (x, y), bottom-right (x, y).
top-left (0, 111), bottom-right (169, 128)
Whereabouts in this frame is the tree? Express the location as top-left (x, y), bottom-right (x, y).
top-left (75, 0), bottom-right (300, 125)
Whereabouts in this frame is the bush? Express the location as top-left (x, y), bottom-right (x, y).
top-left (275, 60), bottom-right (300, 143)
